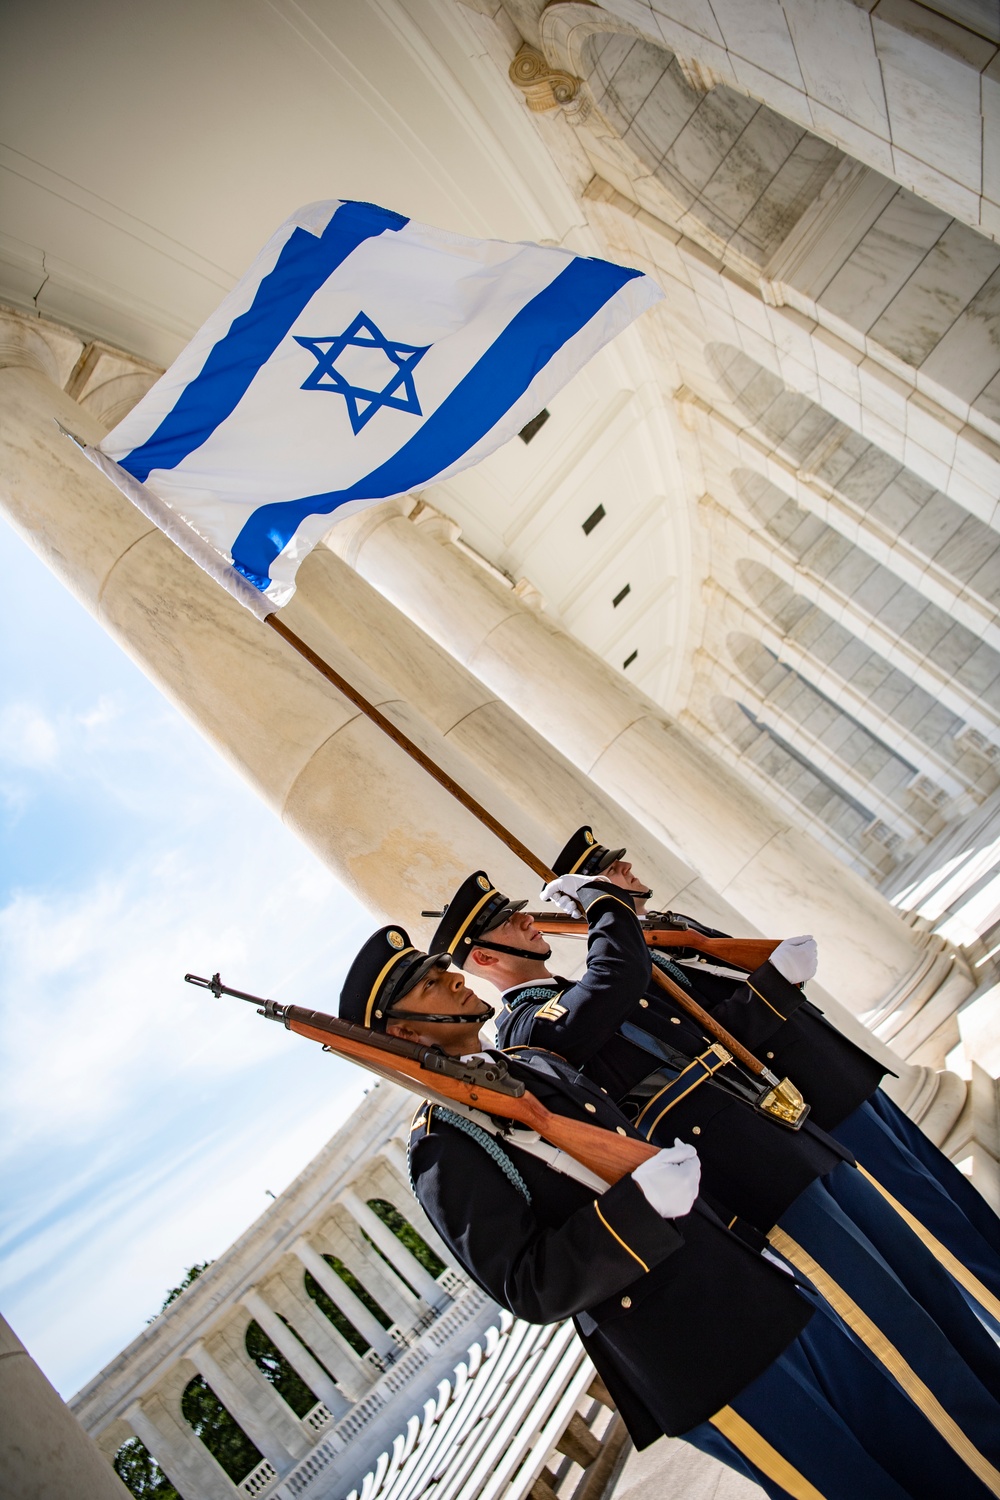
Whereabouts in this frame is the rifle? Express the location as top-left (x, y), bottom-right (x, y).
top-left (185, 972), bottom-right (658, 1185)
top-left (527, 911), bottom-right (779, 972)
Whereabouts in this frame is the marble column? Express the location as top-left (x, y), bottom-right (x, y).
top-left (0, 1312), bottom-right (134, 1500)
top-left (188, 1340), bottom-right (296, 1473)
top-left (327, 501), bottom-right (972, 1023)
top-left (241, 1289), bottom-right (346, 1418)
top-left (124, 1393), bottom-right (235, 1500)
top-left (292, 1239), bottom-right (395, 1359)
top-left (337, 1189), bottom-right (444, 1310)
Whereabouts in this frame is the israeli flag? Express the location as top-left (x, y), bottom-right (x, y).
top-left (97, 200), bottom-right (662, 609)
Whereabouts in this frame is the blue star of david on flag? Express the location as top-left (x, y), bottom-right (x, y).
top-left (294, 315), bottom-right (430, 434)
top-left (95, 199), bottom-right (663, 609)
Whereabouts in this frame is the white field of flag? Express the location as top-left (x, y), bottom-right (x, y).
top-left (91, 199), bottom-right (663, 610)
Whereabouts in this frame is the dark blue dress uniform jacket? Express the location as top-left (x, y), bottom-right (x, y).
top-left (408, 1047), bottom-right (812, 1444)
top-left (644, 911), bottom-right (889, 1129)
top-left (496, 884), bottom-right (852, 1232)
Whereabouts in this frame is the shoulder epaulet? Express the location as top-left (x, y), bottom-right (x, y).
top-left (408, 1103), bottom-right (433, 1142)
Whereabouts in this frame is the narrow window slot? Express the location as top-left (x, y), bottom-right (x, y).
top-left (582, 504), bottom-right (606, 536)
top-left (519, 409), bottom-right (550, 444)
top-left (623, 649), bottom-right (638, 670)
top-left (612, 583), bottom-right (631, 608)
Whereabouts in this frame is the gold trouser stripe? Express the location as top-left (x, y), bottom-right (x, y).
top-left (857, 1162), bottom-right (1000, 1328)
top-left (710, 1407), bottom-right (827, 1499)
top-left (594, 1202), bottom-right (649, 1273)
top-left (769, 1227), bottom-right (1000, 1497)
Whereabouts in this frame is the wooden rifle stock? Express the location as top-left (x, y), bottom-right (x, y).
top-left (529, 911), bottom-right (779, 973)
top-left (283, 1006), bottom-right (657, 1184)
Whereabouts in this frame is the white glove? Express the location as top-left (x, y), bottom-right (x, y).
top-left (769, 935), bottom-right (818, 985)
top-left (541, 873), bottom-right (605, 917)
top-left (632, 1139), bottom-right (701, 1220)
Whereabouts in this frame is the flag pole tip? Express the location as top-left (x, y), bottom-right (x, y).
top-left (53, 418), bottom-right (87, 449)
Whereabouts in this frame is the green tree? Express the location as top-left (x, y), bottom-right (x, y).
top-left (113, 1437), bottom-right (180, 1500)
top-left (147, 1261), bottom-right (213, 1324)
top-left (245, 1320), bottom-right (317, 1418)
top-left (180, 1375), bottom-right (262, 1484)
top-left (366, 1198), bottom-right (444, 1276)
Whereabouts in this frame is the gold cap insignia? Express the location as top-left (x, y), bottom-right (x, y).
top-left (585, 830), bottom-right (595, 844)
top-left (387, 930), bottom-right (405, 950)
top-left (476, 875), bottom-right (490, 891)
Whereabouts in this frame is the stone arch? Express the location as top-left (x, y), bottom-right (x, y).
top-left (180, 1373), bottom-right (262, 1486)
top-left (244, 1320), bottom-right (318, 1419)
top-left (729, 465), bottom-right (1000, 719)
top-left (366, 1197), bottom-right (445, 1279)
top-left (725, 631), bottom-right (919, 822)
top-left (732, 559), bottom-right (979, 787)
top-left (113, 1436), bottom-right (179, 1499)
top-left (710, 349), bottom-right (1000, 633)
top-left (560, 20), bottom-right (844, 277)
top-left (709, 694), bottom-right (895, 878)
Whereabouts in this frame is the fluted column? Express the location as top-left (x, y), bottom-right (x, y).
top-left (188, 1340), bottom-right (297, 1473)
top-left (124, 1394), bottom-right (235, 1500)
top-left (292, 1239), bottom-right (395, 1359)
top-left (328, 501), bottom-right (971, 1024)
top-left (241, 1289), bottom-right (346, 1418)
top-left (337, 1189), bottom-right (444, 1309)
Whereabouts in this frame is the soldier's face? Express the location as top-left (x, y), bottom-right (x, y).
top-left (387, 965), bottom-right (488, 1055)
top-left (487, 910), bottom-right (551, 955)
top-left (601, 859), bottom-right (646, 894)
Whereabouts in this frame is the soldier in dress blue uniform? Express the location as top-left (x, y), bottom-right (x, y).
top-left (337, 924), bottom-right (1000, 1499)
top-left (536, 825), bottom-right (1000, 1337)
top-left (428, 863), bottom-right (1000, 1469)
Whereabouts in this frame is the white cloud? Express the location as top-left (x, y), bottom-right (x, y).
top-left (0, 702), bottom-right (60, 767)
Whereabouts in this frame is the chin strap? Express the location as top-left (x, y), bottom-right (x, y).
top-left (386, 999), bottom-right (497, 1026)
top-left (471, 937), bottom-right (553, 963)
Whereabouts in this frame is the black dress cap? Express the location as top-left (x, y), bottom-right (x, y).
top-left (339, 926), bottom-right (450, 1031)
top-left (551, 826), bottom-right (626, 879)
top-left (429, 871), bottom-right (527, 969)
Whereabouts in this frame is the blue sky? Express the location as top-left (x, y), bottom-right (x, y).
top-left (0, 519), bottom-right (374, 1398)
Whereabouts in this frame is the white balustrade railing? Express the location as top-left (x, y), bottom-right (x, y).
top-left (436, 1265), bottom-right (472, 1299)
top-left (241, 1457), bottom-right (279, 1496)
top-left (302, 1402), bottom-right (333, 1434)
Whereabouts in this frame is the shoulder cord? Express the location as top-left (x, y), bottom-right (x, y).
top-left (650, 949), bottom-right (693, 988)
top-left (433, 1106), bottom-right (533, 1205)
top-left (504, 982), bottom-right (567, 1010)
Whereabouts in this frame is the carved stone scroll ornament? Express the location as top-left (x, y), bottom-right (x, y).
top-left (508, 44), bottom-right (590, 121)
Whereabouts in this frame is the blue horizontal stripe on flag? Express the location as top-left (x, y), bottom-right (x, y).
top-left (231, 254), bottom-right (642, 590)
top-left (119, 201), bottom-right (408, 484)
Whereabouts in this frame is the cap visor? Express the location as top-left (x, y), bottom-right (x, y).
top-left (386, 951), bottom-right (451, 1008)
top-left (481, 897), bottom-right (528, 934)
top-left (595, 847), bottom-right (627, 872)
